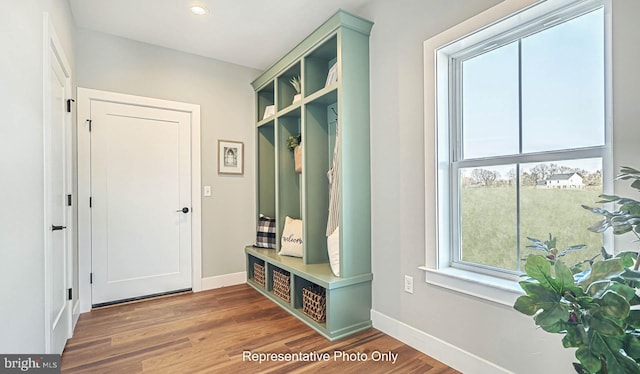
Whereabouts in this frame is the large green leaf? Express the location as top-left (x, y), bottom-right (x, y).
top-left (588, 219), bottom-right (610, 233)
top-left (514, 295), bottom-right (540, 316)
top-left (577, 295), bottom-right (599, 310)
top-left (572, 362), bottom-right (589, 374)
top-left (588, 280), bottom-right (615, 298)
top-left (576, 346), bottom-right (602, 373)
top-left (519, 281), bottom-right (552, 297)
top-left (558, 244), bottom-right (588, 258)
top-left (589, 332), bottom-right (640, 374)
top-left (525, 255), bottom-right (560, 292)
top-left (625, 335), bottom-right (640, 361)
top-left (556, 260), bottom-right (583, 295)
top-left (615, 251), bottom-right (638, 268)
top-left (606, 283), bottom-right (638, 303)
top-left (621, 268), bottom-right (640, 283)
top-left (598, 194), bottom-right (622, 203)
top-left (514, 279), bottom-right (572, 330)
top-left (589, 314), bottom-right (625, 337)
top-left (515, 282), bottom-right (561, 316)
top-left (613, 223), bottom-right (634, 235)
top-left (538, 316), bottom-right (571, 334)
top-left (564, 325), bottom-right (588, 348)
top-left (598, 291), bottom-right (631, 321)
top-left (535, 303), bottom-right (571, 329)
top-left (618, 166), bottom-right (640, 181)
top-left (626, 310), bottom-right (640, 329)
top-left (583, 259), bottom-right (625, 291)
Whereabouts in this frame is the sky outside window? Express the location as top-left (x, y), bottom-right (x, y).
top-left (461, 8), bottom-right (604, 168)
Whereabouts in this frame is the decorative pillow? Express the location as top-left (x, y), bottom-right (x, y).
top-left (327, 226), bottom-right (340, 276)
top-left (255, 214), bottom-right (276, 249)
top-left (279, 216), bottom-right (303, 257)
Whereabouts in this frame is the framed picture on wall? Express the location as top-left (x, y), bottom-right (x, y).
top-left (218, 140), bottom-right (244, 175)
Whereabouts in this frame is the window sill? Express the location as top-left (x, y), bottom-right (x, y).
top-left (418, 266), bottom-right (523, 307)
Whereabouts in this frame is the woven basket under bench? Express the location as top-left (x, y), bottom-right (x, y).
top-left (272, 268), bottom-right (291, 303)
top-left (302, 286), bottom-right (326, 323)
top-left (253, 262), bottom-right (265, 287)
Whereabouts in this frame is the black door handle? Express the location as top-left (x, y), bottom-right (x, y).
top-left (177, 207), bottom-right (189, 214)
top-left (52, 225), bottom-right (67, 231)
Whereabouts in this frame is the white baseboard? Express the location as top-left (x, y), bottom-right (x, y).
top-left (72, 300), bottom-right (80, 330)
top-left (201, 272), bottom-right (247, 291)
top-left (371, 310), bottom-right (512, 374)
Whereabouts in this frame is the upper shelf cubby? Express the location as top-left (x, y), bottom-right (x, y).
top-left (277, 63), bottom-right (302, 111)
top-left (304, 35), bottom-right (338, 97)
top-left (257, 81), bottom-right (275, 122)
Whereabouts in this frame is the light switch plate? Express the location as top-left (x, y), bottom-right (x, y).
top-left (203, 186), bottom-right (212, 197)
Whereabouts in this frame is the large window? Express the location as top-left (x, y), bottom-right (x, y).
top-left (432, 0), bottom-right (608, 284)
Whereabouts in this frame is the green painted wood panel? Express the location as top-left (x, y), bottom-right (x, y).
top-left (246, 247), bottom-right (372, 289)
top-left (277, 115), bottom-right (302, 244)
top-left (277, 63), bottom-right (301, 111)
top-left (303, 102), bottom-right (331, 264)
top-left (249, 9), bottom-right (373, 341)
top-left (326, 280), bottom-right (372, 334)
top-left (337, 27), bottom-right (371, 278)
top-left (246, 249), bottom-right (372, 340)
top-left (257, 123), bottom-right (276, 218)
top-left (251, 10), bottom-right (373, 91)
top-left (304, 35), bottom-right (338, 96)
top-left (257, 82), bottom-right (275, 121)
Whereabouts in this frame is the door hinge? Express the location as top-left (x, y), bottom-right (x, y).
top-left (90, 273), bottom-right (93, 284)
top-left (87, 119), bottom-right (92, 132)
top-left (89, 197), bottom-right (92, 208)
top-left (68, 288), bottom-right (72, 300)
top-left (67, 194), bottom-right (72, 207)
top-left (66, 99), bottom-right (75, 113)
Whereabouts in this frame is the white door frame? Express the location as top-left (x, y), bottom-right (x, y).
top-left (77, 88), bottom-right (202, 313)
top-left (43, 12), bottom-right (73, 353)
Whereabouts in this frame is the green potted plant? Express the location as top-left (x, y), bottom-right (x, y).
top-left (290, 75), bottom-right (302, 103)
top-left (287, 134), bottom-right (302, 173)
top-left (515, 167), bottom-right (640, 374)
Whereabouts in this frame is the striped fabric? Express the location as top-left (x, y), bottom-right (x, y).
top-left (326, 121), bottom-right (340, 236)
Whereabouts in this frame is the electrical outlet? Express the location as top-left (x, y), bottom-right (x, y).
top-left (404, 275), bottom-right (414, 294)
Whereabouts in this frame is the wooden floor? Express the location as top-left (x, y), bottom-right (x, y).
top-left (62, 284), bottom-right (458, 373)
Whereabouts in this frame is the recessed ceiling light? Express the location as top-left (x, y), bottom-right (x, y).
top-left (190, 6), bottom-right (209, 15)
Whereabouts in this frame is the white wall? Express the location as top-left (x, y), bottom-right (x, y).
top-left (611, 1), bottom-right (640, 200)
top-left (358, 0), bottom-right (640, 372)
top-left (0, 0), bottom-right (75, 353)
top-left (74, 29), bottom-right (261, 279)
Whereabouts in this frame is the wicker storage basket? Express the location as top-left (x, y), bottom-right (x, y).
top-left (272, 268), bottom-right (291, 303)
top-left (302, 286), bottom-right (326, 323)
top-left (253, 262), bottom-right (265, 287)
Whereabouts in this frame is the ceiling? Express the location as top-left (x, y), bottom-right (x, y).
top-left (68, 0), bottom-right (373, 70)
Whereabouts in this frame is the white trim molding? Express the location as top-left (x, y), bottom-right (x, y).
top-left (72, 300), bottom-right (81, 331)
top-left (43, 11), bottom-right (74, 354)
top-left (422, 0), bottom-right (610, 305)
top-left (201, 272), bottom-right (247, 291)
top-left (371, 310), bottom-right (513, 374)
top-left (77, 88), bottom-right (202, 313)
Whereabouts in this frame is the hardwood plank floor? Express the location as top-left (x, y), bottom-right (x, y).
top-left (62, 284), bottom-right (459, 373)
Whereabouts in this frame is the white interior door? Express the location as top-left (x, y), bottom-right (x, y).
top-left (44, 16), bottom-right (72, 354)
top-left (90, 100), bottom-right (192, 306)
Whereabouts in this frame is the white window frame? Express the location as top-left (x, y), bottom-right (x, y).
top-left (421, 0), bottom-right (613, 306)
